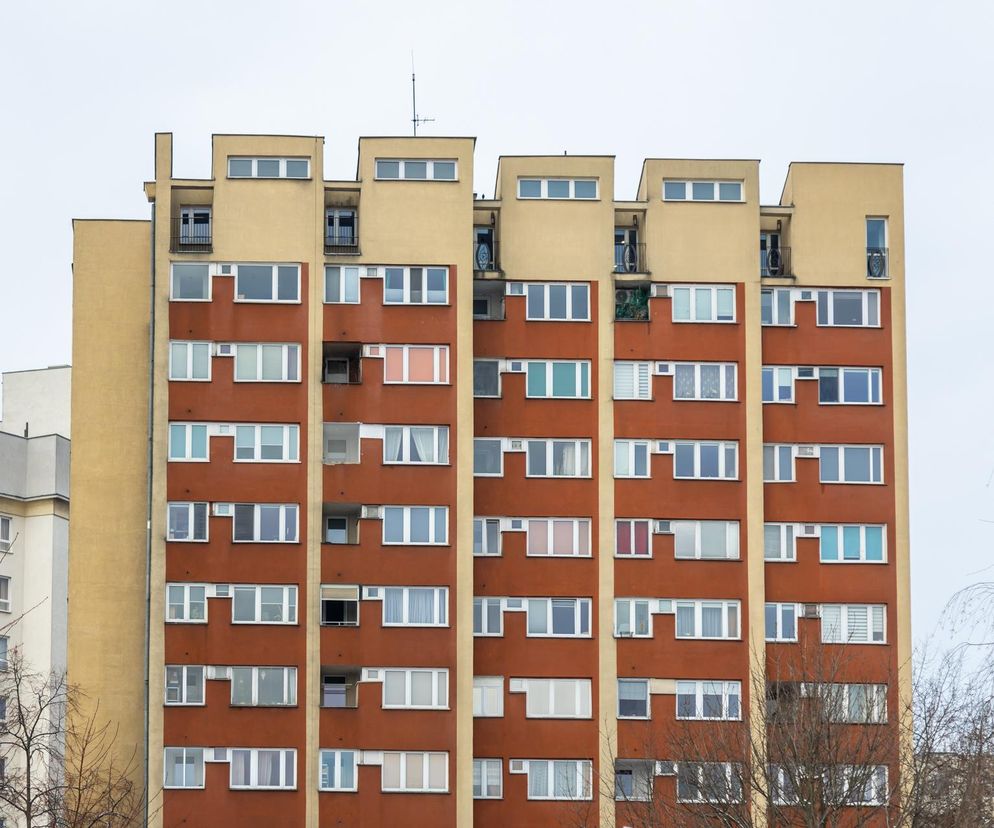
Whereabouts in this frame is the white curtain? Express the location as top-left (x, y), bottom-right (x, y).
top-left (231, 750), bottom-right (251, 786)
top-left (384, 428), bottom-right (403, 462)
top-left (701, 365), bottom-right (720, 398)
top-left (384, 588), bottom-right (403, 623)
top-left (410, 427), bottom-right (434, 463)
top-left (528, 762), bottom-right (549, 798)
top-left (409, 588), bottom-right (434, 624)
top-left (674, 364), bottom-right (696, 398)
top-left (257, 750), bottom-right (278, 787)
top-left (676, 604), bottom-right (695, 637)
top-left (554, 441), bottom-right (575, 476)
top-left (553, 761), bottom-right (574, 798)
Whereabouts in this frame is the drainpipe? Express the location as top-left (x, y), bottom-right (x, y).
top-left (143, 202), bottom-right (155, 826)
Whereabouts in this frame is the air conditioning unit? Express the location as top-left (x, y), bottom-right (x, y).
top-left (653, 520), bottom-right (672, 534)
top-left (615, 288), bottom-right (640, 304)
top-left (216, 343), bottom-right (233, 357)
top-left (650, 283), bottom-right (668, 298)
top-left (797, 445), bottom-right (816, 457)
top-left (802, 604), bottom-right (820, 619)
top-left (360, 505), bottom-right (382, 519)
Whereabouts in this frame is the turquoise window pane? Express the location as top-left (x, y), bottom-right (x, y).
top-left (580, 363), bottom-right (589, 398)
top-left (169, 424), bottom-right (186, 459)
top-left (820, 527), bottom-right (839, 561)
top-left (190, 425), bottom-right (208, 459)
top-left (694, 288), bottom-right (712, 321)
top-left (843, 526), bottom-right (861, 559)
top-left (527, 363), bottom-right (547, 397)
top-left (865, 527), bottom-right (884, 560)
top-left (673, 288), bottom-right (690, 321)
top-left (717, 289), bottom-right (734, 321)
top-left (552, 362), bottom-right (576, 398)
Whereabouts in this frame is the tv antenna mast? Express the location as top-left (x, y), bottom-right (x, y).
top-left (411, 53), bottom-right (434, 136)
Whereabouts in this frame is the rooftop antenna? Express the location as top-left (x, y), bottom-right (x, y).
top-left (411, 53), bottom-right (434, 136)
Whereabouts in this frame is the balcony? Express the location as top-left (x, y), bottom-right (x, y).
top-left (325, 232), bottom-right (360, 256)
top-left (615, 285), bottom-right (650, 321)
top-left (613, 242), bottom-right (647, 275)
top-left (170, 217), bottom-right (212, 253)
top-left (866, 247), bottom-right (889, 279)
top-left (321, 667), bottom-right (360, 708)
top-left (760, 246), bottom-right (792, 277)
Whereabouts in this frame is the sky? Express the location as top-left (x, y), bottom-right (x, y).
top-left (0, 0), bottom-right (991, 643)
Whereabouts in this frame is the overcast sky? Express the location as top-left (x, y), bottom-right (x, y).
top-left (1, 0), bottom-right (991, 642)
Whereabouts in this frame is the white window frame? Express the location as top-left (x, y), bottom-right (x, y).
top-left (229, 748), bottom-right (297, 790)
top-left (761, 287), bottom-right (794, 326)
top-left (227, 157), bottom-right (310, 179)
top-left (164, 665), bottom-right (205, 706)
top-left (671, 285), bottom-right (736, 323)
top-left (663, 180), bottom-right (744, 202)
top-left (526, 439), bottom-right (591, 478)
top-left (163, 747), bottom-right (204, 789)
top-left (821, 604), bottom-right (886, 644)
top-left (523, 759), bottom-right (593, 800)
top-left (672, 362), bottom-right (738, 401)
top-left (818, 367), bottom-right (883, 405)
top-left (233, 343), bottom-right (301, 383)
top-left (526, 518), bottom-right (591, 557)
top-left (473, 758), bottom-right (503, 799)
top-left (381, 751), bottom-right (449, 793)
top-left (675, 600), bottom-right (741, 640)
top-left (473, 438), bottom-right (504, 477)
top-left (524, 282), bottom-right (591, 321)
top-left (168, 423), bottom-right (208, 462)
top-left (675, 680), bottom-right (742, 721)
top-left (519, 678), bottom-right (592, 719)
top-left (615, 519), bottom-right (652, 558)
top-left (375, 159), bottom-right (458, 181)
top-left (473, 676), bottom-right (503, 717)
top-left (0, 576), bottom-right (9, 614)
top-left (764, 523), bottom-right (797, 562)
top-left (382, 345), bottom-right (449, 384)
top-left (526, 598), bottom-right (592, 638)
top-left (765, 602), bottom-right (798, 642)
top-left (382, 266), bottom-right (449, 305)
top-left (167, 502), bottom-right (209, 542)
top-left (815, 683), bottom-right (888, 724)
top-left (234, 424), bottom-right (299, 463)
top-left (382, 425), bottom-right (449, 465)
top-left (168, 341), bottom-right (211, 381)
top-left (517, 178), bottom-right (598, 200)
top-left (319, 749), bottom-right (358, 792)
top-left (170, 263), bottom-right (211, 302)
top-left (672, 441), bottom-right (738, 480)
top-left (762, 366), bottom-right (795, 403)
top-left (233, 263), bottom-right (301, 304)
top-left (231, 585), bottom-right (298, 625)
top-left (324, 265), bottom-right (360, 304)
top-left (819, 445), bottom-right (884, 484)
top-left (672, 520), bottom-right (740, 560)
top-left (677, 762), bottom-right (742, 804)
top-left (614, 440), bottom-right (651, 479)
top-left (166, 584), bottom-right (207, 623)
top-left (816, 289), bottom-right (881, 328)
top-left (382, 506), bottom-right (448, 545)
top-left (614, 599), bottom-right (652, 638)
top-left (819, 524), bottom-right (888, 563)
top-left (473, 518), bottom-right (502, 556)
top-left (178, 205), bottom-right (211, 242)
top-left (524, 360), bottom-right (591, 399)
top-left (473, 359), bottom-right (501, 398)
top-left (230, 666), bottom-right (297, 707)
top-left (381, 587), bottom-right (448, 627)
top-left (614, 361), bottom-right (652, 400)
top-left (763, 444), bottom-right (796, 482)
top-left (617, 678), bottom-right (651, 719)
top-left (382, 669), bottom-right (449, 710)
top-left (474, 597), bottom-right (504, 636)
top-left (232, 503), bottom-right (299, 543)
top-left (0, 516), bottom-right (10, 554)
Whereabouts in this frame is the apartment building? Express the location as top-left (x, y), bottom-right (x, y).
top-left (69, 133), bottom-right (909, 827)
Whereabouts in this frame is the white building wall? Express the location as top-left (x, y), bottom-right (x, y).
top-left (0, 365), bottom-right (71, 439)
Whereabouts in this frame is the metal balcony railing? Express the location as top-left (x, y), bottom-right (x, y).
top-left (866, 247), bottom-right (889, 278)
top-left (474, 240), bottom-right (500, 272)
top-left (170, 218), bottom-right (212, 253)
top-left (760, 246), bottom-right (792, 277)
top-left (613, 242), bottom-right (647, 274)
top-left (325, 233), bottom-right (360, 255)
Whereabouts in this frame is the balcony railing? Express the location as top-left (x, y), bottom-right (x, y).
top-left (760, 246), bottom-right (792, 277)
top-left (474, 240), bottom-right (500, 272)
top-left (170, 218), bottom-right (212, 253)
top-left (325, 233), bottom-right (360, 256)
top-left (866, 247), bottom-right (889, 278)
top-left (615, 286), bottom-right (650, 321)
top-left (613, 242), bottom-right (647, 274)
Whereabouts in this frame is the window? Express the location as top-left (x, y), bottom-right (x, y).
top-left (232, 504), bottom-right (298, 542)
top-left (674, 363), bottom-right (737, 400)
top-left (816, 683), bottom-right (888, 724)
top-left (234, 425), bottom-right (299, 462)
top-left (819, 367), bottom-right (882, 404)
top-left (675, 600), bottom-right (740, 640)
top-left (383, 669), bottom-right (448, 709)
top-left (383, 345), bottom-right (449, 384)
top-left (763, 444), bottom-right (795, 482)
top-left (473, 360), bottom-right (501, 397)
top-left (526, 439), bottom-right (591, 478)
top-left (234, 264), bottom-right (300, 303)
top-left (474, 439), bottom-right (503, 476)
top-left (819, 445), bottom-right (884, 484)
top-left (375, 159), bottom-right (456, 181)
top-left (0, 578), bottom-right (9, 614)
top-left (676, 680), bottom-right (741, 720)
top-left (381, 752), bottom-right (448, 793)
top-left (474, 597), bottom-right (503, 636)
top-left (677, 763), bottom-right (742, 803)
top-left (517, 178), bottom-right (597, 199)
top-left (527, 598), bottom-right (591, 637)
top-left (673, 520), bottom-right (740, 560)
top-left (527, 518), bottom-right (591, 557)
top-left (383, 587), bottom-right (447, 626)
top-left (615, 440), bottom-right (651, 478)
top-left (163, 748), bottom-right (204, 789)
top-left (383, 267), bottom-right (448, 305)
top-left (664, 180), bottom-right (743, 202)
top-left (671, 285), bottom-right (735, 323)
top-left (764, 524), bottom-right (796, 561)
top-left (231, 667), bottom-right (297, 706)
top-left (525, 360), bottom-right (590, 399)
top-left (525, 760), bottom-right (592, 800)
top-left (228, 157), bottom-right (309, 178)
top-left (325, 209), bottom-right (357, 246)
top-left (164, 665), bottom-right (204, 705)
top-left (234, 343), bottom-right (300, 382)
top-left (382, 506), bottom-right (448, 545)
top-left (614, 599), bottom-right (651, 637)
top-left (473, 759), bottom-right (502, 799)
top-left (761, 287), bottom-right (793, 326)
top-left (473, 676), bottom-right (503, 717)
top-left (615, 760), bottom-right (654, 802)
top-left (166, 584), bottom-right (206, 623)
top-left (232, 585), bottom-right (297, 624)
top-left (762, 367), bottom-right (794, 403)
top-left (765, 603), bottom-right (798, 642)
top-left (816, 289), bottom-right (880, 327)
top-left (474, 518), bottom-right (501, 556)
top-left (0, 517), bottom-right (9, 554)
top-left (230, 749), bottom-right (296, 789)
top-left (614, 361), bottom-right (652, 400)
top-left (821, 604), bottom-right (886, 644)
top-left (383, 425), bottom-right (449, 464)
top-left (618, 679), bottom-right (650, 718)
top-left (170, 263), bottom-right (210, 301)
top-left (525, 283), bottom-right (590, 321)
top-left (0, 637), bottom-right (6, 670)
top-left (168, 423), bottom-right (208, 461)
top-left (319, 750), bottom-right (357, 792)
top-left (169, 341), bottom-right (211, 381)
top-left (167, 502), bottom-right (208, 542)
top-left (673, 441), bottom-right (738, 480)
top-left (325, 266), bottom-right (360, 304)
top-left (866, 218), bottom-right (888, 278)
top-left (820, 525), bottom-right (886, 563)
top-left (615, 519), bottom-right (651, 558)
top-left (520, 678), bottom-right (592, 718)
top-left (321, 585), bottom-right (359, 626)
top-left (178, 206), bottom-right (211, 244)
